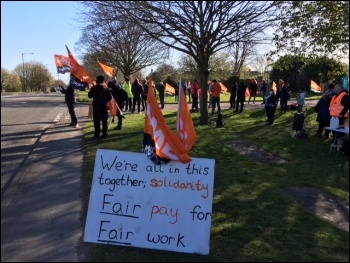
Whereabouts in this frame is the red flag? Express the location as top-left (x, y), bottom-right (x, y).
top-left (97, 59), bottom-right (114, 78)
top-left (65, 45), bottom-right (94, 85)
top-left (177, 80), bottom-right (197, 152)
top-left (142, 73), bottom-right (191, 164)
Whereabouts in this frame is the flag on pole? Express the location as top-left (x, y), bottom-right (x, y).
top-left (142, 72), bottom-right (191, 164)
top-left (107, 94), bottom-right (118, 117)
top-left (272, 81), bottom-right (277, 92)
top-left (310, 80), bottom-right (322, 93)
top-left (165, 83), bottom-right (175, 95)
top-left (65, 45), bottom-right (94, 89)
top-left (54, 54), bottom-right (70, 74)
top-left (176, 79), bottom-right (197, 152)
top-left (97, 59), bottom-right (114, 78)
top-left (219, 82), bottom-right (228, 93)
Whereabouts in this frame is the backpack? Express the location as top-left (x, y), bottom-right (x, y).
top-left (216, 112), bottom-right (225, 128)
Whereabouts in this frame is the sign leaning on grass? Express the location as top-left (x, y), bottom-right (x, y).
top-left (84, 149), bottom-right (215, 255)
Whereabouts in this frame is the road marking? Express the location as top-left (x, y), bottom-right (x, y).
top-left (54, 113), bottom-right (63, 122)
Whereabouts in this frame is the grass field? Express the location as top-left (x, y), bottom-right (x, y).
top-left (78, 91), bottom-right (348, 262)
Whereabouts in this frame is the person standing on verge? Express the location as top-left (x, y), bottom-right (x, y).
top-left (88, 75), bottom-right (112, 138)
top-left (314, 84), bottom-right (334, 138)
top-left (131, 78), bottom-right (143, 113)
top-left (235, 80), bottom-right (246, 113)
top-left (296, 86), bottom-right (306, 113)
top-left (141, 79), bottom-right (148, 111)
top-left (59, 84), bottom-right (78, 127)
top-left (248, 78), bottom-right (258, 104)
top-left (191, 79), bottom-right (200, 113)
top-left (211, 79), bottom-right (222, 115)
top-left (265, 88), bottom-right (277, 125)
top-left (329, 84), bottom-right (349, 144)
top-left (229, 80), bottom-right (237, 109)
top-left (157, 82), bottom-right (165, 109)
top-left (108, 79), bottom-right (128, 130)
top-left (260, 80), bottom-right (268, 104)
top-left (122, 77), bottom-right (133, 112)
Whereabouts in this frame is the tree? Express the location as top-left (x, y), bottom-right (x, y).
top-left (271, 1), bottom-right (349, 57)
top-left (1, 67), bottom-right (21, 92)
top-left (76, 6), bottom-right (168, 79)
top-left (14, 62), bottom-right (53, 92)
top-left (79, 1), bottom-right (279, 124)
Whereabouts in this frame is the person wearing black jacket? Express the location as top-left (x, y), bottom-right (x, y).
top-left (59, 84), bottom-right (78, 127)
top-left (108, 80), bottom-right (128, 130)
top-left (265, 88), bottom-right (277, 125)
top-left (88, 75), bottom-right (112, 138)
top-left (131, 78), bottom-right (144, 113)
top-left (157, 82), bottom-right (165, 109)
top-left (235, 81), bottom-right (246, 113)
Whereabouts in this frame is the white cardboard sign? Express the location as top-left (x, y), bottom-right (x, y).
top-left (84, 149), bottom-right (215, 255)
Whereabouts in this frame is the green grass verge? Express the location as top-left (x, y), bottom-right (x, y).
top-left (80, 94), bottom-right (348, 262)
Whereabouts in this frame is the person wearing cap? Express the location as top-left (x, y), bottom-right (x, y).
top-left (264, 88), bottom-right (277, 125)
top-left (88, 75), bottom-right (112, 138)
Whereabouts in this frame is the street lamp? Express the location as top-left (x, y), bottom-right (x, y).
top-left (22, 52), bottom-right (34, 90)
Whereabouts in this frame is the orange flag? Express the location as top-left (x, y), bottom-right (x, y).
top-left (165, 83), bottom-right (175, 94)
top-left (272, 81), bottom-right (277, 92)
top-left (310, 80), bottom-right (322, 93)
top-left (107, 94), bottom-right (118, 117)
top-left (65, 45), bottom-right (94, 84)
top-left (177, 80), bottom-right (197, 152)
top-left (97, 59), bottom-right (114, 78)
top-left (54, 54), bottom-right (70, 74)
top-left (142, 72), bottom-right (191, 164)
top-left (219, 82), bottom-right (228, 93)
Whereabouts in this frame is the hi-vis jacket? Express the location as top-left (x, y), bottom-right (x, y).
top-left (329, 91), bottom-right (349, 118)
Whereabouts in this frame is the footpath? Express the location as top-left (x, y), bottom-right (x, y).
top-left (1, 100), bottom-right (319, 262)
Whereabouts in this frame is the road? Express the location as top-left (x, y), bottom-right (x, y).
top-left (1, 93), bottom-right (87, 262)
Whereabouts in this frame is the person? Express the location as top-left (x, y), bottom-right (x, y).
top-left (265, 88), bottom-right (277, 125)
top-left (157, 82), bottom-right (165, 109)
top-left (186, 82), bottom-right (191, 102)
top-left (248, 78), bottom-right (258, 104)
top-left (122, 77), bottom-right (133, 111)
top-left (191, 79), bottom-right (200, 112)
top-left (131, 78), bottom-right (143, 113)
top-left (280, 81), bottom-right (290, 113)
top-left (59, 83), bottom-right (78, 127)
top-left (260, 80), bottom-right (268, 104)
top-left (315, 84), bottom-right (334, 138)
top-left (235, 80), bottom-right (246, 113)
top-left (296, 86), bottom-right (306, 113)
top-left (210, 79), bottom-right (221, 115)
top-left (141, 79), bottom-right (148, 111)
top-left (329, 84), bottom-right (349, 143)
top-left (229, 80), bottom-right (237, 109)
top-left (276, 79), bottom-right (284, 106)
top-left (208, 81), bottom-right (213, 108)
top-left (108, 79), bottom-right (128, 130)
top-left (88, 75), bottom-right (112, 138)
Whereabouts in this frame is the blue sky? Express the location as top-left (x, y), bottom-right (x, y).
top-left (1, 1), bottom-right (83, 83)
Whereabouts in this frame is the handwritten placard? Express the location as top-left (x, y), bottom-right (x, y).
top-left (84, 149), bottom-right (215, 255)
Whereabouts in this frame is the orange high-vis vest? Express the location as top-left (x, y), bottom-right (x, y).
top-left (329, 92), bottom-right (349, 118)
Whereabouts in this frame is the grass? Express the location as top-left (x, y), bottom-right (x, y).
top-left (79, 92), bottom-right (348, 262)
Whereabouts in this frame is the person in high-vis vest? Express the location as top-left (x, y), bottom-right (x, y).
top-left (329, 84), bottom-right (349, 143)
top-left (122, 77), bottom-right (133, 112)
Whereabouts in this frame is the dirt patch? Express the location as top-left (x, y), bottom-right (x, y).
top-left (226, 140), bottom-right (288, 164)
top-left (226, 140), bottom-right (348, 232)
top-left (280, 187), bottom-right (349, 232)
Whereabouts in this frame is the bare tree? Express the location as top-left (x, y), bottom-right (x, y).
top-left (76, 4), bottom-right (168, 79)
top-left (80, 1), bottom-right (278, 124)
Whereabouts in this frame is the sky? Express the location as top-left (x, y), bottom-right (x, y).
top-left (1, 1), bottom-right (84, 84)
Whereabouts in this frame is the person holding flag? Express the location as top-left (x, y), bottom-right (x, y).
top-left (108, 78), bottom-right (127, 130)
top-left (59, 84), bottom-right (78, 128)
